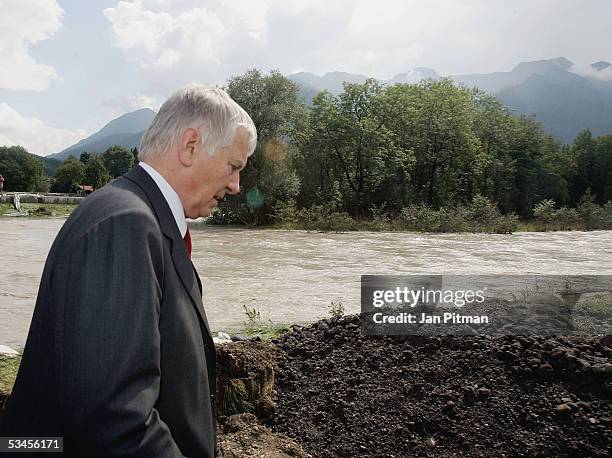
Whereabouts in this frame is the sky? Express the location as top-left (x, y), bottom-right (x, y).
top-left (0, 0), bottom-right (611, 156)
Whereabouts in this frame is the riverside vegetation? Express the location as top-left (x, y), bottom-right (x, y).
top-left (2, 70), bottom-right (612, 233)
top-left (270, 194), bottom-right (612, 233)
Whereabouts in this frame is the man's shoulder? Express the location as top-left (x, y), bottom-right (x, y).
top-left (82, 175), bottom-right (153, 216)
top-left (56, 176), bottom-right (161, 245)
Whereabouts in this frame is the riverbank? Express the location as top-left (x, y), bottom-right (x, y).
top-left (2, 199), bottom-right (612, 234)
top-left (0, 202), bottom-right (76, 217)
top-left (2, 316), bottom-right (610, 457)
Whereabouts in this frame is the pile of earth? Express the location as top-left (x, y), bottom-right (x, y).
top-left (218, 413), bottom-right (311, 457)
top-left (271, 314), bottom-right (611, 457)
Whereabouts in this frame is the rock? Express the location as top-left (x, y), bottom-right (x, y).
top-left (550, 347), bottom-right (567, 359)
top-left (477, 388), bottom-right (491, 397)
top-left (591, 363), bottom-right (612, 375)
top-left (575, 401), bottom-right (591, 410)
top-left (555, 404), bottom-right (572, 415)
top-left (599, 336), bottom-right (612, 347)
top-left (214, 332), bottom-right (233, 344)
top-left (231, 334), bottom-right (251, 342)
top-left (536, 364), bottom-right (553, 376)
top-left (443, 401), bottom-right (456, 415)
top-left (0, 345), bottom-right (19, 357)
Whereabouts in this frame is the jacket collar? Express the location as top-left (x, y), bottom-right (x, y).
top-left (123, 166), bottom-right (213, 339)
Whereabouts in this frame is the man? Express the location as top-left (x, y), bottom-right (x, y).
top-left (0, 86), bottom-right (257, 457)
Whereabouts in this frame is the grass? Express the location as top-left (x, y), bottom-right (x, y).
top-left (574, 294), bottom-right (612, 318)
top-left (238, 305), bottom-right (292, 340)
top-left (0, 203), bottom-right (76, 217)
top-left (0, 354), bottom-right (21, 413)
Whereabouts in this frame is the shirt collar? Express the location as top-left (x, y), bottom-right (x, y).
top-left (138, 162), bottom-right (187, 238)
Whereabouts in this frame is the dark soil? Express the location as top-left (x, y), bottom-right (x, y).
top-left (218, 413), bottom-right (311, 457)
top-left (271, 315), bottom-right (612, 457)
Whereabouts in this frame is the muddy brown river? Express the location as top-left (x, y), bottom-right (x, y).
top-left (1, 218), bottom-right (611, 349)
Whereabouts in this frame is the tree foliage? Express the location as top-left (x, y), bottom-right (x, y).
top-left (84, 154), bottom-right (111, 189)
top-left (102, 146), bottom-right (135, 178)
top-left (0, 146), bottom-right (44, 192)
top-left (221, 69), bottom-right (307, 224)
top-left (52, 156), bottom-right (85, 193)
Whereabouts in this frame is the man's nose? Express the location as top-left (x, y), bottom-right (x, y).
top-left (227, 173), bottom-right (240, 195)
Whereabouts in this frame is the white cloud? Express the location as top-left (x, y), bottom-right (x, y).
top-left (0, 0), bottom-right (64, 91)
top-left (104, 1), bottom-right (227, 69)
top-left (127, 94), bottom-right (158, 110)
top-left (0, 103), bottom-right (86, 156)
top-left (569, 63), bottom-right (612, 82)
top-left (103, 0), bottom-right (612, 86)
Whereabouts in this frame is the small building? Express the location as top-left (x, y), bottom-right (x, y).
top-left (76, 185), bottom-right (95, 197)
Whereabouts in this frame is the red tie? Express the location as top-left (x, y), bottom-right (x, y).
top-left (183, 228), bottom-right (192, 259)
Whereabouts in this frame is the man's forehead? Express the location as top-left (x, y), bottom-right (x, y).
top-left (231, 128), bottom-right (252, 161)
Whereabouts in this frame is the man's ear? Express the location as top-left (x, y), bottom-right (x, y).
top-left (177, 127), bottom-right (201, 167)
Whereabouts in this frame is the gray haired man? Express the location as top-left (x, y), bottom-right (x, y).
top-left (0, 86), bottom-right (257, 457)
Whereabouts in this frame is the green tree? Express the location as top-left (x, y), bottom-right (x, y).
top-left (52, 156), bottom-right (85, 193)
top-left (404, 79), bottom-right (482, 208)
top-left (224, 69), bottom-right (307, 224)
top-left (102, 146), bottom-right (135, 178)
top-left (298, 80), bottom-right (414, 215)
top-left (83, 154), bottom-right (111, 190)
top-left (570, 129), bottom-right (596, 206)
top-left (131, 147), bottom-right (139, 164)
top-left (79, 151), bottom-right (92, 164)
top-left (0, 145), bottom-right (44, 192)
top-left (592, 135), bottom-right (612, 204)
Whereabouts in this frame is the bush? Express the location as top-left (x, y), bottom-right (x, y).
top-left (397, 204), bottom-right (441, 231)
top-left (302, 205), bottom-right (355, 232)
top-left (603, 202), bottom-right (612, 229)
top-left (396, 199), bottom-right (516, 233)
top-left (273, 199), bottom-right (301, 229)
top-left (553, 207), bottom-right (581, 231)
top-left (533, 199), bottom-right (556, 230)
top-left (577, 189), bottom-right (604, 230)
top-left (467, 195), bottom-right (501, 232)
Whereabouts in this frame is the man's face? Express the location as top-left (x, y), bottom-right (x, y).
top-left (184, 127), bottom-right (250, 219)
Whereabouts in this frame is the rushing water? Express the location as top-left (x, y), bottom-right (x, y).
top-left (1, 218), bottom-right (611, 349)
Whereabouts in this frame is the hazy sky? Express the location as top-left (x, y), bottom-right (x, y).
top-left (1, 0), bottom-right (611, 156)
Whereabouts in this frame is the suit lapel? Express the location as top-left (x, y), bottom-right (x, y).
top-left (124, 166), bottom-right (213, 339)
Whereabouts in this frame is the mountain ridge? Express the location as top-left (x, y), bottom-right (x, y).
top-left (51, 58), bottom-right (612, 158)
top-left (48, 108), bottom-right (156, 161)
top-left (288, 57), bottom-right (612, 142)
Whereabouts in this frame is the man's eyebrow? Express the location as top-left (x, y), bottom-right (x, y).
top-left (232, 160), bottom-right (246, 170)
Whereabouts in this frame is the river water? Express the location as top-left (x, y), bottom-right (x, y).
top-left (1, 218), bottom-right (611, 349)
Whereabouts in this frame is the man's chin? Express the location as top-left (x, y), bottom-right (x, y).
top-left (201, 206), bottom-right (216, 218)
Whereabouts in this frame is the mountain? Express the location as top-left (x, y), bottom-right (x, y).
top-left (289, 68), bottom-right (439, 102)
top-left (54, 59), bottom-right (612, 159)
top-left (289, 58), bottom-right (612, 143)
top-left (450, 57), bottom-right (573, 93)
top-left (49, 108), bottom-right (156, 161)
top-left (495, 62), bottom-right (612, 142)
top-left (591, 61), bottom-right (611, 72)
top-left (26, 152), bottom-right (62, 175)
top-left (290, 71), bottom-right (371, 99)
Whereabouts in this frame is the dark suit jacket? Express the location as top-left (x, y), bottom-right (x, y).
top-left (0, 166), bottom-right (217, 457)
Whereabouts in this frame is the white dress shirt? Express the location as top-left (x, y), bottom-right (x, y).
top-left (138, 162), bottom-right (187, 238)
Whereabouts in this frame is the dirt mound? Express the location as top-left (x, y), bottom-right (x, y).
top-left (272, 315), bottom-right (612, 457)
top-left (218, 413), bottom-right (311, 457)
top-left (216, 341), bottom-right (277, 420)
